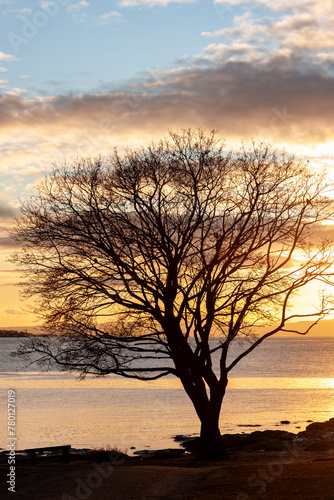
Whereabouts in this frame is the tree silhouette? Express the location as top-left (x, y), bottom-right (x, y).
top-left (12, 130), bottom-right (334, 459)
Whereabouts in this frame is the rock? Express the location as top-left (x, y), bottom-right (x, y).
top-left (296, 418), bottom-right (334, 451)
top-left (237, 424), bottom-right (262, 427)
top-left (134, 448), bottom-right (185, 459)
top-left (175, 437), bottom-right (199, 453)
top-left (174, 434), bottom-right (192, 442)
top-left (173, 419), bottom-right (334, 455)
top-left (305, 418), bottom-right (334, 434)
top-left (174, 430), bottom-right (296, 453)
top-left (227, 430), bottom-right (295, 452)
top-left (133, 450), bottom-right (155, 458)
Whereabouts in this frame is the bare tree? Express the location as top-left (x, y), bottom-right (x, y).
top-left (11, 130), bottom-right (334, 459)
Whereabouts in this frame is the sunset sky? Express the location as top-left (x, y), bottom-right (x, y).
top-left (1, 0), bottom-right (334, 327)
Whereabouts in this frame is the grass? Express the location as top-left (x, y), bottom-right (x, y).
top-left (90, 444), bottom-right (128, 463)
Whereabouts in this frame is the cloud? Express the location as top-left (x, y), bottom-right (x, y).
top-left (4, 308), bottom-right (26, 316)
top-left (0, 79), bottom-right (8, 84)
top-left (119, 0), bottom-right (195, 6)
top-left (65, 0), bottom-right (89, 11)
top-left (5, 88), bottom-right (28, 96)
top-left (0, 203), bottom-right (16, 220)
top-left (98, 11), bottom-right (122, 25)
top-left (2, 8), bottom-right (33, 15)
top-left (19, 75), bottom-right (31, 79)
top-left (207, 2), bottom-right (334, 56)
top-left (0, 236), bottom-right (20, 249)
top-left (0, 51), bottom-right (16, 61)
top-left (0, 53), bottom-right (334, 148)
top-left (1, 0), bottom-right (334, 188)
top-left (0, 67), bottom-right (8, 72)
top-left (0, 58), bottom-right (332, 207)
top-left (309, 224), bottom-right (334, 244)
top-left (213, 0), bottom-right (333, 11)
top-left (39, 0), bottom-right (56, 8)
top-left (0, 269), bottom-right (21, 274)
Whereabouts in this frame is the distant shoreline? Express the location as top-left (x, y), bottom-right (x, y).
top-left (1, 329), bottom-right (334, 339)
top-left (0, 330), bottom-right (30, 337)
top-left (0, 330), bottom-right (48, 338)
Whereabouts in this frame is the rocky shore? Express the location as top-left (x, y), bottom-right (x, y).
top-left (131, 417), bottom-right (334, 458)
top-left (2, 418), bottom-right (334, 464)
top-left (198, 418), bottom-right (334, 452)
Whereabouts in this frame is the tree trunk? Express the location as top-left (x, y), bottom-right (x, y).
top-left (165, 324), bottom-right (229, 460)
top-left (196, 412), bottom-right (230, 461)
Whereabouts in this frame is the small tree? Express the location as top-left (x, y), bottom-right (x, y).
top-left (12, 130), bottom-right (334, 459)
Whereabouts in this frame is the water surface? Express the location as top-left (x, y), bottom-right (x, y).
top-left (1, 337), bottom-right (334, 452)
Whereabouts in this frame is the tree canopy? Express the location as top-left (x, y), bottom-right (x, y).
top-left (12, 130), bottom-right (334, 459)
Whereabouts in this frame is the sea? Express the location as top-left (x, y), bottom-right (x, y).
top-left (1, 336), bottom-right (334, 454)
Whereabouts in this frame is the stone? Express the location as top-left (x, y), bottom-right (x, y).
top-left (305, 418), bottom-right (334, 434)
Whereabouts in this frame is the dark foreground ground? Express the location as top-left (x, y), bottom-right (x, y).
top-left (1, 449), bottom-right (334, 500)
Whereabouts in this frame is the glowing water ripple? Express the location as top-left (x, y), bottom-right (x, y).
top-left (1, 337), bottom-right (334, 452)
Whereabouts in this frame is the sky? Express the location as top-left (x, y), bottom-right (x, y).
top-left (1, 0), bottom-right (334, 327)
